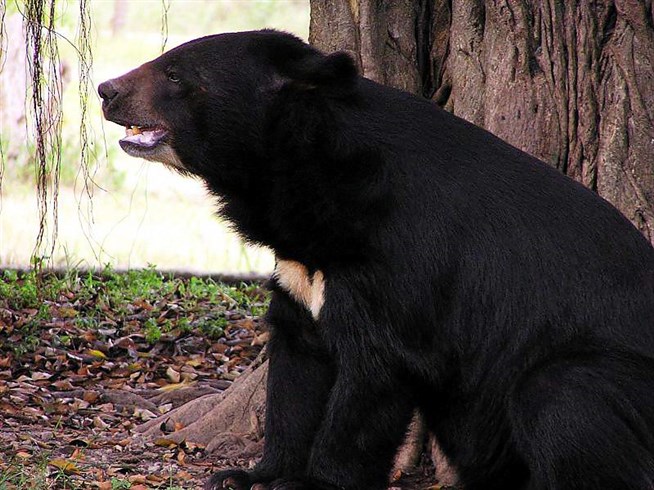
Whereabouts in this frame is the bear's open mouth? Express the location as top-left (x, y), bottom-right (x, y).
top-left (120, 125), bottom-right (168, 150)
top-left (115, 123), bottom-right (185, 169)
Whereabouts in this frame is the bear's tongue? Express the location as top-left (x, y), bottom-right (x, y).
top-left (121, 126), bottom-right (166, 148)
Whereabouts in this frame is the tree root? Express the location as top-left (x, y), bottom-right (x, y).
top-left (136, 356), bottom-right (268, 455)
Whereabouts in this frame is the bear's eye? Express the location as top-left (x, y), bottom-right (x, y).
top-left (167, 72), bottom-right (181, 83)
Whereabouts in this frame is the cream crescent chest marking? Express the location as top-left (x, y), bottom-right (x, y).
top-left (273, 260), bottom-right (325, 320)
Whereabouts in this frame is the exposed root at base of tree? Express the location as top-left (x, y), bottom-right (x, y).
top-left (136, 354), bottom-right (268, 457)
top-left (135, 352), bottom-right (458, 488)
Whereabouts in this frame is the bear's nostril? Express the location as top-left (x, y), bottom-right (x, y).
top-left (98, 81), bottom-right (119, 102)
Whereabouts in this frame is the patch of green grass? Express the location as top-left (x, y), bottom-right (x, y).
top-left (144, 317), bottom-right (163, 344)
top-left (0, 459), bottom-right (187, 489)
top-left (0, 269), bottom-right (39, 309)
top-left (110, 477), bottom-right (132, 489)
top-left (0, 265), bottom-right (270, 355)
top-left (200, 316), bottom-right (229, 340)
top-left (0, 455), bottom-right (50, 489)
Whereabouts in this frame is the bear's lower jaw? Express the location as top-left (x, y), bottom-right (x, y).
top-left (119, 139), bottom-right (186, 171)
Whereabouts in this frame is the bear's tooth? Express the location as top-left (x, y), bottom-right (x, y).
top-left (131, 125), bottom-right (142, 135)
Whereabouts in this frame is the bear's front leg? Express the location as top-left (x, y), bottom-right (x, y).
top-left (266, 303), bottom-right (417, 490)
top-left (264, 366), bottom-right (416, 490)
top-left (254, 281), bottom-right (418, 490)
top-left (310, 374), bottom-right (415, 489)
top-left (206, 291), bottom-right (335, 490)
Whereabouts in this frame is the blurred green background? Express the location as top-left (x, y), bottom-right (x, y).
top-left (0, 0), bottom-right (310, 273)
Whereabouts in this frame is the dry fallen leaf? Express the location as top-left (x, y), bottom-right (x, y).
top-left (86, 349), bottom-right (107, 359)
top-left (166, 366), bottom-right (181, 383)
top-left (48, 458), bottom-right (81, 475)
top-left (83, 390), bottom-right (100, 403)
top-left (93, 416), bottom-right (110, 429)
top-left (158, 380), bottom-right (195, 392)
top-left (58, 307), bottom-right (78, 318)
top-left (133, 407), bottom-right (158, 421)
top-left (128, 474), bottom-right (148, 484)
top-left (0, 272), bottom-right (272, 489)
top-left (154, 437), bottom-right (179, 448)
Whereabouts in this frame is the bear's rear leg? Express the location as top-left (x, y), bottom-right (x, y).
top-left (509, 354), bottom-right (654, 489)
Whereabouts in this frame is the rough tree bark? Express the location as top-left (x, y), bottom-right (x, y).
top-left (310, 0), bottom-right (654, 242)
top-left (138, 2), bottom-right (653, 487)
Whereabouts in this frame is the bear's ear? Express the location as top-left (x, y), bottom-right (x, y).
top-left (253, 31), bottom-right (358, 92)
top-left (286, 51), bottom-right (358, 90)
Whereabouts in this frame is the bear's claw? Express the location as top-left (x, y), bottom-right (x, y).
top-left (204, 469), bottom-right (252, 490)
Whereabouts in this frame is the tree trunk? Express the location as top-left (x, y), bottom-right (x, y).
top-left (310, 0), bottom-right (654, 242)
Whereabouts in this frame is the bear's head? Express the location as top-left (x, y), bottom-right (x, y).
top-left (98, 30), bottom-right (358, 188)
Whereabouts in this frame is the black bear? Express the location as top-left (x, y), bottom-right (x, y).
top-left (99, 30), bottom-right (654, 490)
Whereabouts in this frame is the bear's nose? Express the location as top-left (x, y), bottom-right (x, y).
top-left (98, 80), bottom-right (119, 102)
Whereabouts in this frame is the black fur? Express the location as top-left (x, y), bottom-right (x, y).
top-left (100, 30), bottom-right (654, 490)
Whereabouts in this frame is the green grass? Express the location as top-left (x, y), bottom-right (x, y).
top-left (110, 479), bottom-right (133, 490)
top-left (0, 265), bottom-right (270, 356)
top-left (0, 455), bottom-right (183, 489)
top-left (0, 456), bottom-right (50, 489)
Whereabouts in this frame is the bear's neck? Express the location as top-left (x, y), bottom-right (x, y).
top-left (213, 163), bottom-right (383, 268)
top-left (203, 141), bottom-right (387, 268)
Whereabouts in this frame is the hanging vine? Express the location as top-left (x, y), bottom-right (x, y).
top-left (25, 0), bottom-right (62, 267)
top-left (73, 0), bottom-right (102, 259)
top-left (0, 0), bottom-right (176, 270)
top-left (161, 0), bottom-right (171, 52)
top-left (0, 0), bottom-right (94, 269)
top-left (0, 2), bottom-right (7, 197)
top-left (76, 0), bottom-right (94, 207)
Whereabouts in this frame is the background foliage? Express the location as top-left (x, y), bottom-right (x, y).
top-left (0, 0), bottom-right (309, 273)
